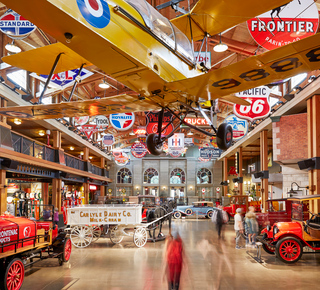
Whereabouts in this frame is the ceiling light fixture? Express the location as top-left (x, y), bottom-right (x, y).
top-left (13, 118), bottom-right (22, 125)
top-left (213, 33), bottom-right (228, 53)
top-left (5, 40), bottom-right (22, 53)
top-left (39, 130), bottom-right (45, 136)
top-left (80, 151), bottom-right (84, 155)
top-left (99, 78), bottom-right (110, 89)
top-left (70, 146), bottom-right (74, 151)
top-left (187, 131), bottom-right (193, 135)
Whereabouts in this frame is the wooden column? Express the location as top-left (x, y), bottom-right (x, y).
top-left (42, 183), bottom-right (48, 205)
top-left (52, 130), bottom-right (62, 149)
top-left (223, 157), bottom-right (228, 196)
top-left (307, 95), bottom-right (320, 213)
top-left (100, 158), bottom-right (106, 197)
top-left (52, 178), bottom-right (62, 212)
top-left (238, 147), bottom-right (243, 195)
top-left (83, 182), bottom-right (89, 204)
top-left (83, 147), bottom-right (89, 162)
top-left (260, 130), bottom-right (268, 213)
top-left (0, 170), bottom-right (7, 215)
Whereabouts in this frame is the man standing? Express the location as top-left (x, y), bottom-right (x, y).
top-left (234, 208), bottom-right (244, 249)
top-left (215, 205), bottom-right (227, 240)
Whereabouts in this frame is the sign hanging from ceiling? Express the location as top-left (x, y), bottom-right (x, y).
top-left (247, 0), bottom-right (319, 50)
top-left (146, 111), bottom-right (174, 136)
top-left (224, 114), bottom-right (248, 141)
top-left (133, 127), bottom-right (147, 136)
top-left (168, 133), bottom-right (184, 150)
top-left (199, 148), bottom-right (221, 160)
top-left (209, 136), bottom-right (218, 148)
top-left (75, 116), bottom-right (89, 126)
top-left (114, 152), bottom-right (130, 166)
top-left (184, 138), bottom-right (194, 147)
top-left (102, 134), bottom-right (115, 146)
top-left (109, 113), bottom-right (135, 131)
top-left (30, 68), bottom-right (93, 90)
top-left (131, 142), bottom-right (148, 158)
top-left (233, 86), bottom-right (271, 122)
top-left (184, 117), bottom-right (209, 127)
top-left (0, 10), bottom-right (36, 38)
top-left (80, 124), bottom-right (97, 139)
top-left (90, 115), bottom-right (109, 131)
top-left (194, 51), bottom-right (211, 66)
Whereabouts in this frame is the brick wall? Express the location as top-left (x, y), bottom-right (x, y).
top-left (272, 113), bottom-right (308, 162)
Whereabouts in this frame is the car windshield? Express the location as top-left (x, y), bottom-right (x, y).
top-left (125, 0), bottom-right (193, 61)
top-left (268, 200), bottom-right (286, 212)
top-left (139, 197), bottom-right (155, 206)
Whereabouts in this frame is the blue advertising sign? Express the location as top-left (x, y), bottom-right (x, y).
top-left (200, 148), bottom-right (221, 159)
top-left (224, 114), bottom-right (248, 141)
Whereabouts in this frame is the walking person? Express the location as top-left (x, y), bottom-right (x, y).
top-left (212, 205), bottom-right (228, 240)
top-left (234, 208), bottom-right (244, 249)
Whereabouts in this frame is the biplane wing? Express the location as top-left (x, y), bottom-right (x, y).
top-left (168, 33), bottom-right (320, 99)
top-left (0, 94), bottom-right (159, 120)
top-left (171, 0), bottom-right (290, 41)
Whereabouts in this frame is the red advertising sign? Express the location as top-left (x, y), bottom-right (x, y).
top-left (184, 117), bottom-right (209, 126)
top-left (146, 111), bottom-right (174, 136)
top-left (80, 124), bottom-right (97, 139)
top-left (131, 142), bottom-right (148, 158)
top-left (133, 128), bottom-right (147, 135)
top-left (233, 86), bottom-right (271, 122)
top-left (247, 0), bottom-right (319, 50)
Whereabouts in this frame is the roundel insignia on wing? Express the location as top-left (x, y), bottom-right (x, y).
top-left (77, 0), bottom-right (111, 28)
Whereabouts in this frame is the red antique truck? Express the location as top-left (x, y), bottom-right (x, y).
top-left (0, 205), bottom-right (71, 290)
top-left (223, 195), bottom-right (261, 219)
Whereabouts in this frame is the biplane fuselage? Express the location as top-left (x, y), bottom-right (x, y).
top-left (3, 0), bottom-right (203, 105)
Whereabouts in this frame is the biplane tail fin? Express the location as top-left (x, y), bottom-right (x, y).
top-left (2, 43), bottom-right (92, 75)
top-left (171, 0), bottom-right (289, 41)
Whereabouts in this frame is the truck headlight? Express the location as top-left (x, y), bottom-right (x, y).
top-left (273, 226), bottom-right (279, 237)
top-left (267, 225), bottom-right (271, 231)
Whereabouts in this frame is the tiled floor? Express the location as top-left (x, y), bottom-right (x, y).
top-left (21, 219), bottom-right (320, 290)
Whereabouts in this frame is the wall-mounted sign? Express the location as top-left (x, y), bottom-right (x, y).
top-left (200, 148), bottom-right (220, 160)
top-left (169, 150), bottom-right (182, 158)
top-left (247, 0), bottom-right (319, 50)
top-left (194, 51), bottom-right (211, 66)
top-left (102, 134), bottom-right (115, 146)
top-left (0, 11), bottom-right (36, 38)
top-left (146, 111), bottom-right (174, 136)
top-left (168, 133), bottom-right (184, 150)
top-left (89, 185), bottom-right (97, 190)
top-left (184, 117), bottom-right (209, 127)
top-left (80, 124), bottom-right (97, 138)
top-left (75, 116), bottom-right (89, 126)
top-left (228, 166), bottom-right (238, 176)
top-left (198, 157), bottom-right (210, 163)
top-left (133, 127), bottom-right (147, 136)
top-left (131, 142), bottom-right (148, 158)
top-left (209, 136), bottom-right (218, 148)
top-left (234, 86), bottom-right (271, 122)
top-left (224, 114), bottom-right (248, 141)
top-left (91, 115), bottom-right (109, 131)
top-left (114, 152), bottom-right (129, 166)
top-left (184, 138), bottom-right (194, 147)
top-left (109, 113), bottom-right (135, 131)
top-left (30, 68), bottom-right (93, 90)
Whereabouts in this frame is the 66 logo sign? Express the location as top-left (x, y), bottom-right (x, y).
top-left (233, 86), bottom-right (271, 122)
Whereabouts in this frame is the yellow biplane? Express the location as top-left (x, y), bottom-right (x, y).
top-left (1, 0), bottom-right (320, 155)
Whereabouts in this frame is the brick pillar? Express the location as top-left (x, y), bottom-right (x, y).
top-left (307, 95), bottom-right (320, 213)
top-left (238, 147), bottom-right (243, 195)
top-left (260, 130), bottom-right (268, 213)
top-left (52, 178), bottom-right (62, 212)
top-left (0, 170), bottom-right (7, 215)
top-left (223, 157), bottom-right (228, 196)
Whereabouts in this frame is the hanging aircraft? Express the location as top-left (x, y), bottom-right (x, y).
top-left (1, 0), bottom-right (320, 155)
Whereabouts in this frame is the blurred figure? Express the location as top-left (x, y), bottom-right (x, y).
top-left (212, 205), bottom-right (228, 240)
top-left (234, 208), bottom-right (244, 249)
top-left (54, 207), bottom-right (59, 227)
top-left (245, 206), bottom-right (259, 246)
top-left (163, 231), bottom-right (187, 290)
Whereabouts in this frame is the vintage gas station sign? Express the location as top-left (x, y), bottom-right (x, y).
top-left (90, 115), bottom-right (109, 131)
top-left (133, 127), bottom-right (147, 136)
top-left (200, 148), bottom-right (221, 160)
top-left (114, 152), bottom-right (129, 166)
top-left (247, 0), bottom-right (319, 50)
top-left (0, 10), bottom-right (36, 38)
top-left (184, 117), bottom-right (209, 127)
top-left (79, 124), bottom-right (97, 138)
top-left (109, 113), bottom-right (135, 131)
top-left (75, 116), bottom-right (89, 126)
top-left (224, 114), bottom-right (248, 141)
top-left (168, 133), bottom-right (184, 150)
top-left (102, 134), bottom-right (114, 146)
top-left (146, 111), bottom-right (174, 136)
top-left (233, 86), bottom-right (271, 122)
top-left (131, 142), bottom-right (148, 158)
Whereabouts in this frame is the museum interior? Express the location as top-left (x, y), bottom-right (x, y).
top-left (0, 0), bottom-right (320, 289)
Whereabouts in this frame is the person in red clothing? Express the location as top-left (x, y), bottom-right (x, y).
top-left (163, 231), bottom-right (187, 290)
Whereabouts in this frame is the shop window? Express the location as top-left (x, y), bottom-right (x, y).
top-left (197, 168), bottom-right (212, 184)
top-left (117, 168), bottom-right (132, 184)
top-left (143, 168), bottom-right (159, 184)
top-left (170, 168), bottom-right (185, 184)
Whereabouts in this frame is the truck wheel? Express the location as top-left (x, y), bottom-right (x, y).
top-left (173, 212), bottom-right (181, 219)
top-left (4, 258), bottom-right (25, 290)
top-left (276, 237), bottom-right (303, 263)
top-left (262, 242), bottom-right (275, 255)
top-left (62, 238), bottom-right (72, 262)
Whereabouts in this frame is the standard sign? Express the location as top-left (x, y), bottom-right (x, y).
top-left (200, 148), bottom-right (221, 159)
top-left (91, 115), bottom-right (109, 131)
top-left (168, 133), bottom-right (184, 150)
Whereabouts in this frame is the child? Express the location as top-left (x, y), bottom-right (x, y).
top-left (54, 207), bottom-right (59, 227)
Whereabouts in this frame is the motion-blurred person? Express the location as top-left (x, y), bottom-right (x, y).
top-left (212, 205), bottom-right (228, 240)
top-left (245, 206), bottom-right (259, 246)
top-left (163, 231), bottom-right (187, 290)
top-left (234, 208), bottom-right (244, 249)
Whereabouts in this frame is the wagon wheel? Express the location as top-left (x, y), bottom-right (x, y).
top-left (92, 226), bottom-right (102, 242)
top-left (3, 258), bottom-right (25, 290)
top-left (134, 227), bottom-right (148, 248)
top-left (110, 226), bottom-right (124, 244)
top-left (70, 226), bottom-right (93, 248)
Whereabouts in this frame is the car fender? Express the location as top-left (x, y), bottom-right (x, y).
top-left (174, 209), bottom-right (187, 215)
top-left (273, 222), bottom-right (303, 241)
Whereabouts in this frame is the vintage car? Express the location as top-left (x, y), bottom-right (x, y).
top-left (260, 195), bottom-right (320, 263)
top-left (173, 201), bottom-right (216, 219)
top-left (0, 204), bottom-right (71, 290)
top-left (223, 195), bottom-right (249, 218)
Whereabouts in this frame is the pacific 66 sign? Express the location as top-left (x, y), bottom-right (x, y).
top-left (233, 86), bottom-right (271, 122)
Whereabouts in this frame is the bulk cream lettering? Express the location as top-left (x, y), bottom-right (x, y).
top-left (0, 229), bottom-right (18, 243)
top-left (79, 210), bottom-right (131, 223)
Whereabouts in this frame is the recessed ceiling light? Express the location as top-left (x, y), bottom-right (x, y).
top-left (39, 130), bottom-right (45, 136)
top-left (14, 118), bottom-right (22, 125)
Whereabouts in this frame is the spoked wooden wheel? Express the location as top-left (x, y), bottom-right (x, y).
top-left (276, 237), bottom-right (303, 263)
top-left (70, 226), bottom-right (93, 248)
top-left (63, 238), bottom-right (72, 262)
top-left (92, 226), bottom-right (102, 242)
top-left (110, 226), bottom-right (124, 244)
top-left (134, 227), bottom-right (148, 248)
top-left (4, 258), bottom-right (25, 290)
